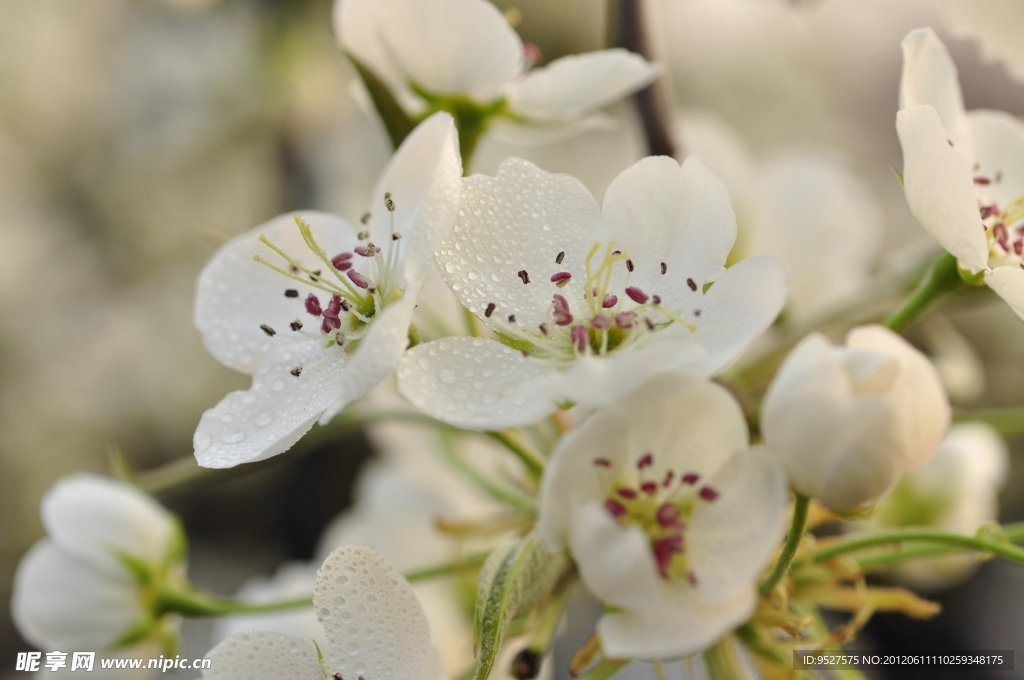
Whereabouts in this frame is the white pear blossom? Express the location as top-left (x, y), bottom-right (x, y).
top-left (333, 0), bottom-right (660, 137)
top-left (897, 28), bottom-right (1024, 320)
top-left (203, 544), bottom-right (440, 680)
top-left (192, 112), bottom-right (461, 468)
top-left (538, 372), bottom-right (788, 660)
top-left (396, 155), bottom-right (787, 430)
top-left (678, 112), bottom-right (882, 322)
top-left (869, 422), bottom-right (1008, 590)
top-left (941, 0), bottom-right (1024, 83)
top-left (761, 325), bottom-right (951, 511)
top-left (12, 474), bottom-right (184, 653)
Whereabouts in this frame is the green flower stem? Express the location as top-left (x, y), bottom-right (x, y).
top-left (438, 430), bottom-right (537, 514)
top-left (853, 522), bottom-right (1024, 569)
top-left (884, 253), bottom-right (962, 332)
top-left (577, 659), bottom-right (627, 680)
top-left (403, 551), bottom-right (493, 582)
top-left (486, 430), bottom-right (547, 480)
top-left (136, 410), bottom-right (443, 495)
top-left (813, 526), bottom-right (1024, 566)
top-left (703, 636), bottom-right (756, 680)
top-left (759, 494), bottom-right (810, 595)
top-left (954, 406), bottom-right (1024, 434)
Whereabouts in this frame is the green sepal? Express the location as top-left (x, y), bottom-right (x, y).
top-left (114, 550), bottom-right (153, 586)
top-left (473, 533), bottom-right (569, 680)
top-left (346, 53), bottom-right (417, 150)
top-left (109, 616), bottom-right (157, 651)
top-left (957, 262), bottom-right (987, 286)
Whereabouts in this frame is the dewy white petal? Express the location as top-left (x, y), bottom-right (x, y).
top-left (334, 0), bottom-right (404, 95)
top-left (364, 111), bottom-right (462, 287)
top-left (507, 49), bottom-right (660, 121)
top-left (194, 343), bottom-right (348, 468)
top-left (12, 541), bottom-right (142, 651)
top-left (896, 105), bottom-right (988, 272)
top-left (205, 632), bottom-right (323, 680)
top-left (683, 255), bottom-right (787, 376)
top-left (686, 449), bottom-right (787, 604)
top-left (195, 211), bottom-right (358, 374)
top-left (354, 0), bottom-right (521, 102)
top-left (900, 28), bottom-right (974, 162)
top-left (396, 337), bottom-right (557, 431)
top-left (985, 265), bottom-right (1024, 321)
top-left (967, 109), bottom-right (1024, 209)
top-left (602, 155), bottom-right (737, 311)
top-left (941, 0), bottom-right (1024, 83)
top-left (437, 157), bottom-right (605, 331)
top-left (41, 474), bottom-right (175, 572)
top-left (316, 545), bottom-right (437, 680)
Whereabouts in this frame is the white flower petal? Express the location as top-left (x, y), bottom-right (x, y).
top-left (985, 265), bottom-right (1024, 321)
top-left (12, 541), bottom-right (141, 651)
top-left (205, 632), bottom-right (323, 680)
top-left (538, 408), bottom-right (633, 552)
top-left (364, 112), bottom-right (463, 287)
top-left (319, 293), bottom-right (419, 424)
top-left (41, 474), bottom-right (175, 571)
top-left (341, 0), bottom-right (522, 103)
top-left (686, 449), bottom-right (788, 604)
top-left (847, 326), bottom-right (951, 470)
top-left (968, 109), bottom-right (1024, 209)
top-left (602, 155), bottom-right (737, 311)
top-left (900, 28), bottom-right (973, 162)
top-left (396, 337), bottom-right (557, 430)
top-left (334, 0), bottom-right (403, 93)
top-left (195, 211), bottom-right (359, 374)
top-left (749, 150), bottom-right (882, 321)
top-left (437, 157), bottom-right (605, 331)
top-left (315, 545), bottom-right (437, 680)
top-left (684, 255), bottom-right (787, 376)
top-left (896, 105), bottom-right (988, 272)
top-left (597, 586), bottom-right (755, 661)
top-left (568, 503), bottom-right (661, 612)
top-left (941, 0), bottom-right (1024, 82)
top-left (508, 49), bottom-right (660, 121)
top-left (194, 344), bottom-right (348, 468)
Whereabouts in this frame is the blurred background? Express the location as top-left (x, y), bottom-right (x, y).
top-left (2, 0), bottom-right (1024, 678)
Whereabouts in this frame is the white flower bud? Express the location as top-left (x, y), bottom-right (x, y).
top-left (761, 325), bottom-right (951, 511)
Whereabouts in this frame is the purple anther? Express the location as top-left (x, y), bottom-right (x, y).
top-left (593, 458), bottom-right (612, 467)
top-left (981, 204), bottom-right (1000, 219)
top-left (625, 287), bottom-right (649, 304)
top-left (551, 272), bottom-right (572, 287)
top-left (661, 262), bottom-right (667, 275)
top-left (539, 323), bottom-right (549, 336)
top-left (331, 252), bottom-right (353, 270)
top-left (348, 270), bottom-right (371, 289)
top-left (653, 535), bottom-right (684, 579)
top-left (604, 498), bottom-right (627, 520)
top-left (699, 486), bottom-right (720, 501)
top-left (974, 176), bottom-right (992, 185)
top-left (652, 295), bottom-right (661, 305)
top-left (602, 294), bottom-right (618, 308)
top-left (994, 222), bottom-right (1010, 250)
top-left (641, 481), bottom-right (658, 495)
top-left (616, 487), bottom-right (637, 500)
top-left (663, 470), bottom-right (675, 487)
top-left (591, 314), bottom-right (612, 330)
top-left (354, 245), bottom-right (379, 257)
top-left (656, 502), bottom-right (682, 528)
top-left (1016, 239), bottom-right (1024, 256)
top-left (305, 294), bottom-right (322, 316)
top-left (321, 314), bottom-right (341, 332)
top-left (637, 453), bottom-right (654, 469)
top-left (485, 302), bottom-right (496, 318)
top-left (518, 270), bottom-right (530, 284)
top-left (553, 294), bottom-right (573, 326)
top-left (682, 473), bottom-right (700, 485)
top-left (615, 311), bottom-right (637, 329)
top-left (571, 325), bottom-right (588, 351)
top-left (688, 571), bottom-right (698, 586)
top-left (327, 295), bottom-right (342, 315)
top-left (687, 278), bottom-right (698, 291)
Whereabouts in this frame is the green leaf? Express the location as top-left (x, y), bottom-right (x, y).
top-left (473, 534), bottom-right (568, 680)
top-left (346, 53), bottom-right (416, 150)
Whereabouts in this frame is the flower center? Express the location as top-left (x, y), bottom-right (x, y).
top-left (975, 174), bottom-right (1024, 269)
top-left (487, 242), bottom-right (698, 364)
top-left (251, 197), bottom-right (407, 369)
top-left (593, 453), bottom-right (719, 584)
